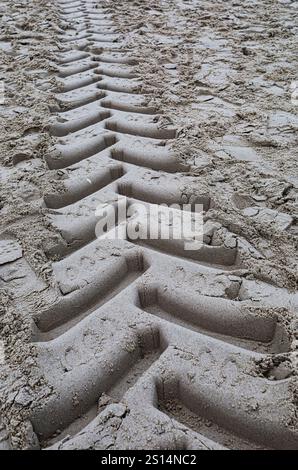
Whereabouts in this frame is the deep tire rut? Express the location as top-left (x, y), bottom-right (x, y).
top-left (1, 0), bottom-right (298, 451)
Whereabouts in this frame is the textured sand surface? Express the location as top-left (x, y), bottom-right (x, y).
top-left (0, 0), bottom-right (297, 450)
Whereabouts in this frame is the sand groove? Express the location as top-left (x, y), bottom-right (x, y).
top-left (9, 0), bottom-right (295, 450)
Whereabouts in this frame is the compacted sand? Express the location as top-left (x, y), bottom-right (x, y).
top-left (0, 0), bottom-right (297, 450)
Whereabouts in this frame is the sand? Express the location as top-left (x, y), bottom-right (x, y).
top-left (0, 0), bottom-right (297, 450)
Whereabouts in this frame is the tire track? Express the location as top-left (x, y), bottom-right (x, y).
top-left (17, 0), bottom-right (298, 450)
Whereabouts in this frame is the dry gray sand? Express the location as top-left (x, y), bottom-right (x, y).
top-left (0, 0), bottom-right (297, 450)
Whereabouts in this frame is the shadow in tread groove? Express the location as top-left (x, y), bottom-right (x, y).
top-left (33, 251), bottom-right (149, 341)
top-left (137, 286), bottom-right (290, 354)
top-left (155, 378), bottom-right (298, 450)
top-left (44, 165), bottom-right (124, 209)
top-left (39, 328), bottom-right (167, 447)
